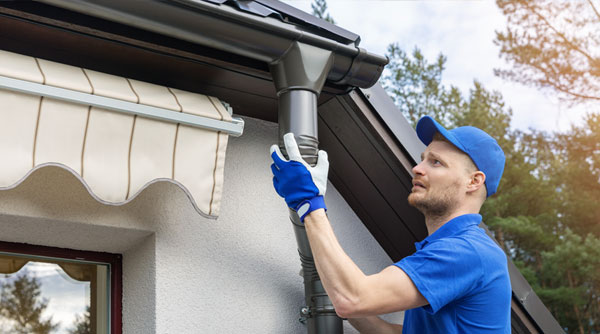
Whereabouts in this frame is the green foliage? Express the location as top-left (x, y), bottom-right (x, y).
top-left (383, 44), bottom-right (455, 127)
top-left (382, 44), bottom-right (513, 140)
top-left (487, 216), bottom-right (557, 260)
top-left (550, 113), bottom-right (600, 237)
top-left (69, 306), bottom-right (91, 334)
top-left (495, 0), bottom-right (600, 105)
top-left (538, 230), bottom-right (600, 333)
top-left (310, 0), bottom-right (335, 24)
top-left (0, 273), bottom-right (58, 334)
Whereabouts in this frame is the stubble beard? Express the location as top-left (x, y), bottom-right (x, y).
top-left (408, 184), bottom-right (459, 220)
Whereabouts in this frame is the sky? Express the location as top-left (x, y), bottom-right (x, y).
top-left (281, 0), bottom-right (593, 133)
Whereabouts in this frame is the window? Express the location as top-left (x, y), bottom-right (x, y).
top-left (0, 241), bottom-right (121, 334)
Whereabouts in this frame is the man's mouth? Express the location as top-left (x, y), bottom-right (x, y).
top-left (412, 180), bottom-right (426, 189)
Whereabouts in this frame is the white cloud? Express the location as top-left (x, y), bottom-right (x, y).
top-left (282, 0), bottom-right (591, 133)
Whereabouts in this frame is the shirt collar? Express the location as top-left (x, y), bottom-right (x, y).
top-left (414, 213), bottom-right (482, 250)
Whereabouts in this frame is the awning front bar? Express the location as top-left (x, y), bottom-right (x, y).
top-left (0, 75), bottom-right (244, 137)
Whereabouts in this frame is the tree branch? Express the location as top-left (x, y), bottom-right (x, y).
top-left (587, 0), bottom-right (600, 20)
top-left (514, 59), bottom-right (600, 101)
top-left (523, 1), bottom-right (597, 64)
top-left (540, 78), bottom-right (600, 101)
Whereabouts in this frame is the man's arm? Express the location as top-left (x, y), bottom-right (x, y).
top-left (347, 316), bottom-right (403, 334)
top-left (269, 133), bottom-right (426, 319)
top-left (304, 209), bottom-right (428, 318)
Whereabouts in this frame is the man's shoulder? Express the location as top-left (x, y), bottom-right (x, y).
top-left (453, 226), bottom-right (505, 255)
top-left (432, 228), bottom-right (508, 269)
top-left (446, 228), bottom-right (510, 288)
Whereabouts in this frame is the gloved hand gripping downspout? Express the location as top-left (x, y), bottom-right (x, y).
top-left (270, 133), bottom-right (329, 222)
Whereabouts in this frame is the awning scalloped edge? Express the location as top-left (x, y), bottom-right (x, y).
top-left (0, 162), bottom-right (218, 219)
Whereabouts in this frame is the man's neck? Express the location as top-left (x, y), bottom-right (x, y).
top-left (424, 209), bottom-right (477, 236)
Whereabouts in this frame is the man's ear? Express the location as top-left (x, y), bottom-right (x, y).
top-left (467, 171), bottom-right (486, 194)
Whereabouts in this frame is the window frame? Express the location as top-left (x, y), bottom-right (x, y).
top-left (0, 240), bottom-right (122, 334)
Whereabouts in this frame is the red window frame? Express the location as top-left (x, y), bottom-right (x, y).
top-left (0, 240), bottom-right (122, 334)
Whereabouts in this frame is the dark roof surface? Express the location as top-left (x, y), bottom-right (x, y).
top-left (192, 0), bottom-right (360, 45)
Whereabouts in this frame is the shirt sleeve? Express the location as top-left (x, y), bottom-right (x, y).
top-left (394, 238), bottom-right (483, 314)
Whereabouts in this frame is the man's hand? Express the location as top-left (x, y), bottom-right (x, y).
top-left (270, 133), bottom-right (329, 221)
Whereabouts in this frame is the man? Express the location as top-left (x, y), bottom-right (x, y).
top-left (270, 116), bottom-right (511, 333)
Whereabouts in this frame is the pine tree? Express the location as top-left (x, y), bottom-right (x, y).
top-left (382, 44), bottom-right (454, 127)
top-left (0, 273), bottom-right (58, 334)
top-left (69, 306), bottom-right (91, 334)
top-left (311, 0), bottom-right (336, 24)
top-left (495, 0), bottom-right (600, 105)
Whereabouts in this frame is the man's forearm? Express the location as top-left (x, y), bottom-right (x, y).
top-left (348, 316), bottom-right (403, 334)
top-left (303, 209), bottom-right (368, 317)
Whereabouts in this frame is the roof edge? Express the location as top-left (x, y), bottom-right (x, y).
top-left (37, 0), bottom-right (388, 89)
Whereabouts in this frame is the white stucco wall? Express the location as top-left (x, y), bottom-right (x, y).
top-left (0, 116), bottom-right (403, 333)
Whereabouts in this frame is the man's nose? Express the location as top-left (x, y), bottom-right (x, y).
top-left (412, 161), bottom-right (425, 176)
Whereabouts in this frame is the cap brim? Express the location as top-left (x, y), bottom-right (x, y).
top-left (416, 116), bottom-right (466, 152)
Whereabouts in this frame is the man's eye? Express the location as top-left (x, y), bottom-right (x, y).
top-left (433, 160), bottom-right (441, 165)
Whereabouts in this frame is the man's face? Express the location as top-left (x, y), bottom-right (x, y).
top-left (408, 140), bottom-right (472, 217)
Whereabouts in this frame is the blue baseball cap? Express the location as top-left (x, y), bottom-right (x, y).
top-left (415, 116), bottom-right (505, 197)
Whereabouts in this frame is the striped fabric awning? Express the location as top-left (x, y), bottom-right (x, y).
top-left (0, 49), bottom-right (237, 218)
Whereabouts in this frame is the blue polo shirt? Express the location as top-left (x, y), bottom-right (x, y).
top-left (394, 214), bottom-right (511, 333)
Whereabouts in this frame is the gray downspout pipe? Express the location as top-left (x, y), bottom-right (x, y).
top-left (270, 42), bottom-right (342, 334)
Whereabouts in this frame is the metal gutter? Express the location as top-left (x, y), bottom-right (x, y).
top-left (36, 0), bottom-right (388, 89)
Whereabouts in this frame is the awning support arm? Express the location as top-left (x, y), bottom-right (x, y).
top-left (0, 75), bottom-right (244, 137)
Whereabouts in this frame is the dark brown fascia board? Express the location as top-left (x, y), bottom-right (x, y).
top-left (317, 93), bottom-right (428, 261)
top-left (358, 84), bottom-right (424, 164)
top-left (0, 1), bottom-right (271, 78)
top-left (0, 3), bottom-right (352, 117)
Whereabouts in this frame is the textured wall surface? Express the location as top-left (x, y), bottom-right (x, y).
top-left (0, 116), bottom-right (403, 333)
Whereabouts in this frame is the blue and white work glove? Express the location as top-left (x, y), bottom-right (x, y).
top-left (270, 133), bottom-right (329, 222)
